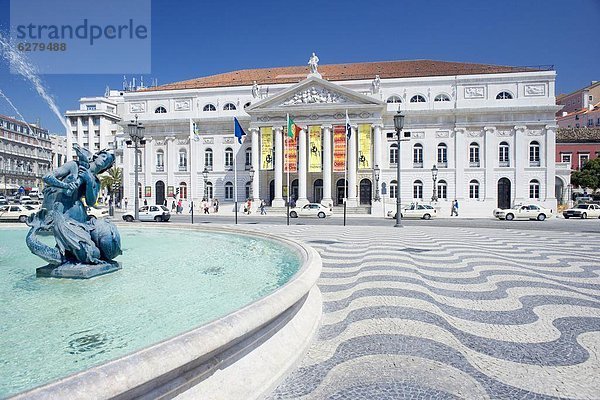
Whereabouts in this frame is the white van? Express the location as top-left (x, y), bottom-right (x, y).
top-left (29, 188), bottom-right (40, 198)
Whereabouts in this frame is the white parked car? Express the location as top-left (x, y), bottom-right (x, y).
top-left (17, 195), bottom-right (32, 204)
top-left (87, 206), bottom-right (110, 219)
top-left (289, 203), bottom-right (333, 219)
top-left (0, 204), bottom-right (38, 222)
top-left (494, 204), bottom-right (553, 221)
top-left (122, 205), bottom-right (171, 222)
top-left (563, 204), bottom-right (600, 219)
top-left (387, 204), bottom-right (437, 220)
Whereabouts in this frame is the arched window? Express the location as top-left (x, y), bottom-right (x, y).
top-left (204, 148), bottom-right (213, 170)
top-left (245, 147), bottom-right (252, 168)
top-left (437, 180), bottom-right (448, 200)
top-left (244, 102), bottom-right (251, 109)
top-left (529, 179), bottom-right (540, 199)
top-left (178, 149), bottom-right (187, 171)
top-left (529, 141), bottom-right (540, 166)
top-left (154, 106), bottom-right (167, 114)
top-left (225, 181), bottom-right (233, 200)
top-left (469, 179), bottom-right (480, 199)
top-left (437, 143), bottom-right (447, 166)
top-left (389, 143), bottom-right (398, 164)
top-left (224, 147), bottom-right (234, 169)
top-left (413, 143), bottom-right (423, 167)
top-left (496, 91), bottom-right (513, 100)
top-left (179, 182), bottom-right (188, 199)
top-left (223, 103), bottom-right (236, 111)
top-left (434, 94), bottom-right (450, 102)
top-left (469, 142), bottom-right (480, 167)
top-left (245, 181), bottom-right (251, 199)
top-left (156, 149), bottom-right (164, 172)
top-left (137, 182), bottom-right (142, 199)
top-left (386, 96), bottom-right (402, 104)
top-left (203, 103), bottom-right (216, 112)
top-left (390, 180), bottom-right (398, 199)
top-left (205, 181), bottom-right (213, 199)
top-left (410, 95), bottom-right (426, 103)
top-left (499, 141), bottom-right (510, 166)
top-left (413, 180), bottom-right (423, 199)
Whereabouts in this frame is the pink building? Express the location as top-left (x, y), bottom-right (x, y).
top-left (555, 128), bottom-right (600, 170)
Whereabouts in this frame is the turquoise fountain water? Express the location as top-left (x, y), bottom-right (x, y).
top-left (0, 227), bottom-right (301, 398)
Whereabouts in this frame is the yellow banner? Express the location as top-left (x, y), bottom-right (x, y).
top-left (260, 127), bottom-right (273, 170)
top-left (358, 124), bottom-right (372, 169)
top-left (284, 128), bottom-right (297, 173)
top-left (333, 125), bottom-right (346, 172)
top-left (308, 126), bottom-right (322, 172)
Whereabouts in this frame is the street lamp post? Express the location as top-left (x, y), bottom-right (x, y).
top-left (431, 164), bottom-right (439, 202)
top-left (393, 111), bottom-right (405, 228)
top-left (126, 115), bottom-right (145, 221)
top-left (202, 166), bottom-right (209, 200)
top-left (248, 166), bottom-right (255, 200)
top-left (373, 164), bottom-right (381, 201)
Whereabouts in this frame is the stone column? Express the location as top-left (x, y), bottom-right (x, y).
top-left (272, 126), bottom-right (285, 207)
top-left (251, 128), bottom-right (260, 201)
top-left (545, 125), bottom-right (557, 202)
top-left (144, 137), bottom-right (153, 201)
top-left (322, 125), bottom-right (333, 206)
top-left (454, 128), bottom-right (466, 200)
top-left (166, 136), bottom-right (176, 193)
top-left (371, 123), bottom-right (384, 215)
top-left (484, 126), bottom-right (496, 202)
top-left (347, 125), bottom-right (358, 207)
top-left (297, 128), bottom-right (308, 206)
top-left (514, 125), bottom-right (527, 203)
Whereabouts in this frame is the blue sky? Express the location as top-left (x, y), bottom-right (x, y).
top-left (0, 0), bottom-right (598, 134)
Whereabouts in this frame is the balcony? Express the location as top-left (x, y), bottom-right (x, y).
top-left (529, 160), bottom-right (541, 167)
top-left (204, 164), bottom-right (213, 171)
top-left (178, 165), bottom-right (187, 172)
top-left (436, 161), bottom-right (448, 168)
top-left (156, 165), bottom-right (164, 172)
top-left (413, 162), bottom-right (423, 168)
top-left (469, 161), bottom-right (480, 168)
top-left (499, 161), bottom-right (510, 167)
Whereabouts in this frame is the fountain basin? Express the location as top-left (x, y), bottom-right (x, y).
top-left (1, 224), bottom-right (322, 399)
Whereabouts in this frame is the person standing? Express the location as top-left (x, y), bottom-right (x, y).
top-left (260, 199), bottom-right (266, 215)
top-left (451, 199), bottom-right (459, 216)
top-left (143, 198), bottom-right (148, 206)
top-left (203, 199), bottom-right (210, 214)
top-left (124, 197), bottom-right (128, 211)
top-left (171, 200), bottom-right (176, 212)
top-left (177, 199), bottom-right (182, 214)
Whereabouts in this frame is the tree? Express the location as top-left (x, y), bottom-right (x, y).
top-left (571, 158), bottom-right (600, 192)
top-left (99, 166), bottom-right (122, 196)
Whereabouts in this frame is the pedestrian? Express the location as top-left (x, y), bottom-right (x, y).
top-left (260, 199), bottom-right (266, 215)
top-left (203, 199), bottom-right (210, 214)
top-left (212, 198), bottom-right (217, 213)
top-left (124, 197), bottom-right (128, 211)
top-left (144, 198), bottom-right (148, 206)
top-left (163, 199), bottom-right (167, 207)
top-left (177, 199), bottom-right (182, 214)
top-left (451, 199), bottom-right (459, 216)
top-left (290, 198), bottom-right (296, 208)
top-left (246, 199), bottom-right (252, 214)
top-left (171, 200), bottom-right (176, 212)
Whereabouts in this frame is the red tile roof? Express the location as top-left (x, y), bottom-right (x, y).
top-left (145, 59), bottom-right (543, 92)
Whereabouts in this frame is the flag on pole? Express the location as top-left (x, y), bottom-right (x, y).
top-left (345, 110), bottom-right (352, 139)
top-left (287, 114), bottom-right (302, 138)
top-left (234, 117), bottom-right (246, 144)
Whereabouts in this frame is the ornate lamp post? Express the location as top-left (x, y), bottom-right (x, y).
top-left (125, 115), bottom-right (145, 221)
top-left (373, 164), bottom-right (381, 201)
top-left (393, 111), bottom-right (406, 228)
top-left (431, 164), bottom-right (439, 202)
top-left (202, 166), bottom-right (209, 200)
top-left (248, 166), bottom-right (255, 199)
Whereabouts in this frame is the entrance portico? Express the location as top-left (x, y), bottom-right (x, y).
top-left (246, 75), bottom-right (385, 209)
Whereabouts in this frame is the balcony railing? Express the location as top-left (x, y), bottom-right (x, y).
top-left (178, 165), bottom-right (187, 172)
top-left (413, 162), bottom-right (423, 168)
top-left (499, 161), bottom-right (510, 167)
top-left (156, 165), bottom-right (164, 172)
top-left (204, 164), bottom-right (213, 171)
top-left (529, 160), bottom-right (541, 167)
top-left (437, 161), bottom-right (448, 168)
top-left (469, 161), bottom-right (480, 168)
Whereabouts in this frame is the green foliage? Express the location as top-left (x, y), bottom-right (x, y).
top-left (571, 158), bottom-right (600, 191)
top-left (99, 166), bottom-right (122, 194)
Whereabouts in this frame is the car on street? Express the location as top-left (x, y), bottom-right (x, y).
top-left (387, 204), bottom-right (437, 220)
top-left (21, 199), bottom-right (42, 209)
top-left (122, 205), bottom-right (171, 222)
top-left (0, 204), bottom-right (38, 222)
top-left (289, 203), bottom-right (333, 219)
top-left (87, 207), bottom-right (110, 219)
top-left (0, 199), bottom-right (8, 207)
top-left (494, 204), bottom-right (553, 221)
top-left (562, 204), bottom-right (600, 219)
top-left (17, 195), bottom-right (32, 204)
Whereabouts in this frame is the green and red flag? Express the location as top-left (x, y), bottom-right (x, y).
top-left (287, 114), bottom-right (302, 138)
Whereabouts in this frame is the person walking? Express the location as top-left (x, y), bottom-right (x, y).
top-left (246, 199), bottom-right (252, 215)
top-left (171, 200), bottom-right (176, 212)
top-left (451, 199), bottom-right (459, 216)
top-left (177, 199), bottom-right (182, 214)
top-left (143, 198), bottom-right (148, 206)
top-left (203, 199), bottom-right (210, 214)
top-left (124, 198), bottom-right (128, 211)
top-left (260, 199), bottom-right (266, 215)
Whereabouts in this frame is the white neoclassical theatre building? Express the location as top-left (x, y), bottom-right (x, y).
top-left (68, 57), bottom-right (561, 216)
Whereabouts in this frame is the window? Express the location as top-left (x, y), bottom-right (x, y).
top-left (434, 94), bottom-right (450, 102)
top-left (203, 104), bottom-right (216, 112)
top-left (156, 150), bottom-right (164, 172)
top-left (389, 143), bottom-right (398, 164)
top-left (469, 180), bottom-right (480, 199)
top-left (386, 96), bottom-right (402, 104)
top-left (437, 143), bottom-right (447, 167)
top-left (205, 182), bottom-right (213, 199)
top-left (469, 142), bottom-right (480, 167)
top-left (561, 153), bottom-right (572, 164)
top-left (223, 103), bottom-right (236, 111)
top-left (225, 181), bottom-right (233, 200)
top-left (579, 153), bottom-right (589, 169)
top-left (92, 117), bottom-right (100, 125)
top-left (496, 141), bottom-right (510, 167)
top-left (179, 182), bottom-right (188, 199)
top-left (245, 182), bottom-right (251, 199)
top-left (413, 180), bottom-right (423, 199)
top-left (86, 105), bottom-right (96, 110)
top-left (178, 149), bottom-right (187, 171)
top-left (244, 102), bottom-right (251, 109)
top-left (204, 148), bottom-right (213, 170)
top-left (137, 182), bottom-right (142, 199)
top-left (496, 91), bottom-right (513, 99)
top-left (437, 180), bottom-right (448, 199)
top-left (410, 95), bottom-right (426, 103)
top-left (155, 106), bottom-right (167, 114)
top-left (390, 180), bottom-right (397, 199)
top-left (245, 147), bottom-right (252, 168)
top-left (529, 179), bottom-right (540, 199)
top-left (529, 141), bottom-right (540, 166)
top-left (225, 147), bottom-right (234, 168)
top-left (413, 144), bottom-right (423, 167)
top-left (588, 119), bottom-right (594, 127)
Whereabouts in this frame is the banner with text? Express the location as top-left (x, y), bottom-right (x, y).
top-left (308, 126), bottom-right (322, 172)
top-left (284, 128), bottom-right (297, 173)
top-left (358, 124), bottom-right (372, 169)
top-left (260, 127), bottom-right (273, 170)
top-left (333, 125), bottom-right (346, 172)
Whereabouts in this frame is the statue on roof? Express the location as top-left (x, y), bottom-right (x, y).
top-left (308, 52), bottom-right (319, 74)
top-left (371, 75), bottom-right (381, 94)
top-left (251, 81), bottom-right (259, 98)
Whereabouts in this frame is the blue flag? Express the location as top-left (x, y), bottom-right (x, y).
top-left (234, 117), bottom-right (246, 144)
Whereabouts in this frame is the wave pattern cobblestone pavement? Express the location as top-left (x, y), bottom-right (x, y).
top-left (246, 225), bottom-right (600, 400)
